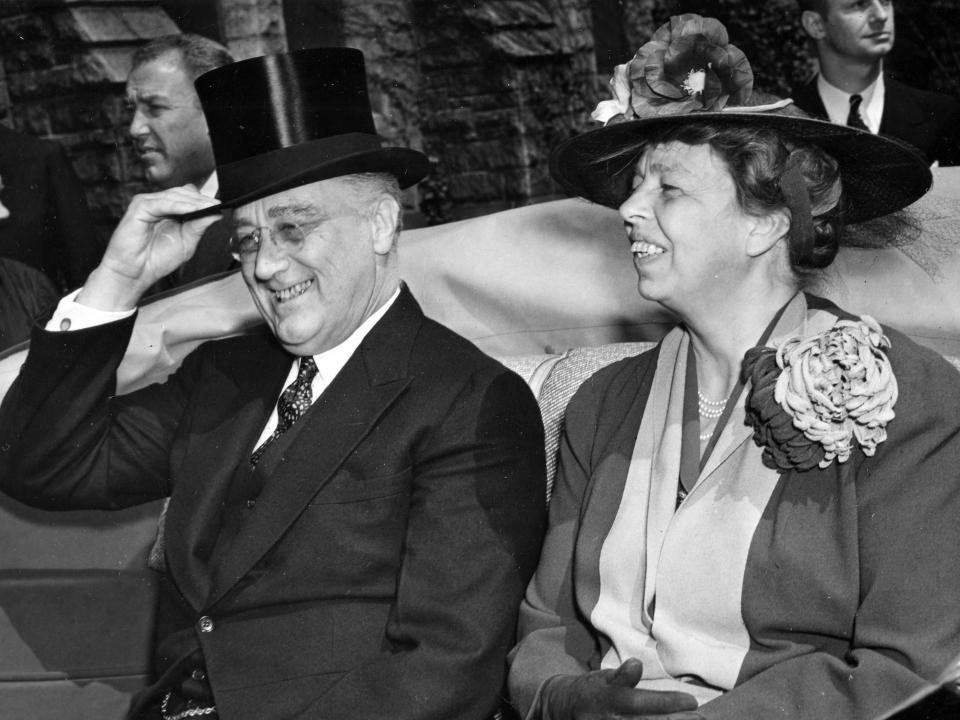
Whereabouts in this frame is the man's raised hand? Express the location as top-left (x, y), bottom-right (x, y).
top-left (79, 186), bottom-right (221, 311)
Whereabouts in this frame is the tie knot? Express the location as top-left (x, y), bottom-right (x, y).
top-left (295, 357), bottom-right (319, 385)
top-left (850, 93), bottom-right (863, 109)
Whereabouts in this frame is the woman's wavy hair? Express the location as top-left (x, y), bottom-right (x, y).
top-left (634, 122), bottom-right (844, 277)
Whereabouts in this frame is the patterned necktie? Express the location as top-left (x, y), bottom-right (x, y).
top-left (847, 94), bottom-right (870, 132)
top-left (250, 357), bottom-right (319, 466)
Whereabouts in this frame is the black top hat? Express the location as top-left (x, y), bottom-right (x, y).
top-left (550, 15), bottom-right (931, 226)
top-left (189, 47), bottom-right (430, 213)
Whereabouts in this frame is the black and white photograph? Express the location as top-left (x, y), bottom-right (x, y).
top-left (0, 2), bottom-right (958, 719)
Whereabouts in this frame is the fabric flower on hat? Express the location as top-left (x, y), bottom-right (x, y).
top-left (591, 14), bottom-right (753, 124)
top-left (591, 62), bottom-right (633, 124)
top-left (743, 315), bottom-right (898, 472)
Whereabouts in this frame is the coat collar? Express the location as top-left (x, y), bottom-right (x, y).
top-left (792, 77), bottom-right (828, 121)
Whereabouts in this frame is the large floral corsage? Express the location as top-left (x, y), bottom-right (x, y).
top-left (591, 14), bottom-right (753, 124)
top-left (743, 316), bottom-right (898, 472)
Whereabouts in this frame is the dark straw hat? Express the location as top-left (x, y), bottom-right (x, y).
top-left (183, 47), bottom-right (430, 216)
top-left (551, 15), bottom-right (931, 225)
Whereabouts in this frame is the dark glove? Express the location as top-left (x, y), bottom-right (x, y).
top-left (540, 658), bottom-right (701, 720)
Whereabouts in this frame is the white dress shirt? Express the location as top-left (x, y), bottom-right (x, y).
top-left (817, 72), bottom-right (885, 134)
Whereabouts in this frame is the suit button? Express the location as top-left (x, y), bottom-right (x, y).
top-left (246, 499), bottom-right (256, 509)
top-left (198, 616), bottom-right (214, 633)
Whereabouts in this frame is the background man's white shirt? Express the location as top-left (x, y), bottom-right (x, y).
top-left (817, 71), bottom-right (885, 133)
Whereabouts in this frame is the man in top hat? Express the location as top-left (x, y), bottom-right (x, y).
top-left (126, 33), bottom-right (238, 292)
top-left (792, 0), bottom-right (960, 166)
top-left (0, 48), bottom-right (546, 720)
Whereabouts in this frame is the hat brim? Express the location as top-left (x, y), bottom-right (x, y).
top-left (550, 111), bottom-right (932, 225)
top-left (175, 143), bottom-right (431, 221)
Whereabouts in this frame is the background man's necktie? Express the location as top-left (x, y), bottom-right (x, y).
top-left (847, 94), bottom-right (870, 131)
top-left (250, 356), bottom-right (318, 466)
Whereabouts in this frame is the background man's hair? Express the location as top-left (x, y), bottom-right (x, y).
top-left (797, 0), bottom-right (829, 14)
top-left (131, 34), bottom-right (234, 81)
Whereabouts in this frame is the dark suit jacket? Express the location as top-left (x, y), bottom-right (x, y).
top-left (0, 124), bottom-right (102, 290)
top-left (792, 75), bottom-right (960, 165)
top-left (0, 257), bottom-right (57, 352)
top-left (0, 286), bottom-right (547, 720)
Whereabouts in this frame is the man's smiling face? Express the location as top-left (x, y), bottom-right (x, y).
top-left (234, 177), bottom-right (393, 356)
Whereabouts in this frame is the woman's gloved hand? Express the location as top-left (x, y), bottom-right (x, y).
top-left (539, 658), bottom-right (702, 720)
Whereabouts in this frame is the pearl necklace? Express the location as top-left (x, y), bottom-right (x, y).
top-left (697, 390), bottom-right (727, 418)
top-left (698, 390), bottom-right (728, 441)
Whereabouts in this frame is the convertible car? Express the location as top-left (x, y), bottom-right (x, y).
top-left (1, 169), bottom-right (959, 719)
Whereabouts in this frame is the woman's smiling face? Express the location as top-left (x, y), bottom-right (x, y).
top-left (618, 141), bottom-right (758, 316)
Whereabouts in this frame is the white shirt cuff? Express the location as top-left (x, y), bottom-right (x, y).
top-left (45, 288), bottom-right (136, 332)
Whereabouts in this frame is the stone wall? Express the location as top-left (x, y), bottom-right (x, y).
top-left (336, 0), bottom-right (598, 223)
top-left (411, 0), bottom-right (597, 220)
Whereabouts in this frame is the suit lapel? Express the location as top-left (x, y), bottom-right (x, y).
top-left (880, 76), bottom-right (927, 135)
top-left (792, 78), bottom-right (829, 120)
top-left (205, 287), bottom-right (423, 608)
top-left (179, 213), bottom-right (236, 286)
top-left (164, 336), bottom-right (291, 610)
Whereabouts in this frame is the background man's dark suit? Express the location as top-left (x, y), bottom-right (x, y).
top-left (0, 124), bottom-right (102, 290)
top-left (0, 286), bottom-right (547, 719)
top-left (792, 75), bottom-right (960, 165)
top-left (176, 214), bottom-right (235, 286)
top-left (147, 210), bottom-right (235, 296)
top-left (0, 257), bottom-right (58, 351)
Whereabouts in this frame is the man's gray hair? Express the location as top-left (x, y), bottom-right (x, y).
top-left (340, 172), bottom-right (404, 239)
top-left (131, 34), bottom-right (234, 81)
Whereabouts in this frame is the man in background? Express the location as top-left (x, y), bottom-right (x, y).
top-left (793, 0), bottom-right (960, 165)
top-left (126, 34), bottom-right (236, 291)
top-left (0, 179), bottom-right (58, 351)
top-left (0, 124), bottom-right (100, 291)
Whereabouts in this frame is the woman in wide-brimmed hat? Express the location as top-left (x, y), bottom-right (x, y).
top-left (508, 15), bottom-right (960, 720)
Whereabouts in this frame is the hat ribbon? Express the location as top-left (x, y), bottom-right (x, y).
top-left (781, 152), bottom-right (815, 264)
